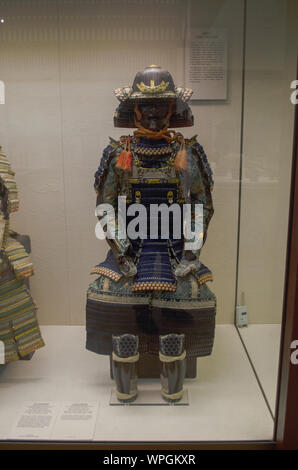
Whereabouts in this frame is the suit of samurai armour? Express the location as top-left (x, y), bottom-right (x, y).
top-left (0, 149), bottom-right (44, 363)
top-left (86, 135), bottom-right (216, 358)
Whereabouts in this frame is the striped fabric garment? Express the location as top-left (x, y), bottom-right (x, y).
top-left (0, 147), bottom-right (44, 362)
top-left (0, 265), bottom-right (44, 362)
top-left (0, 151), bottom-right (19, 213)
top-left (4, 236), bottom-right (34, 279)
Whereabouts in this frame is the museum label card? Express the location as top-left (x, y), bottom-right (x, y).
top-left (9, 401), bottom-right (60, 440)
top-left (185, 28), bottom-right (228, 100)
top-left (51, 402), bottom-right (99, 441)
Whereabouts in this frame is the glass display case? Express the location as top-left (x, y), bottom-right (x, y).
top-left (0, 0), bottom-right (297, 449)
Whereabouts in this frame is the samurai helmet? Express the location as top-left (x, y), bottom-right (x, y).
top-left (114, 65), bottom-right (193, 128)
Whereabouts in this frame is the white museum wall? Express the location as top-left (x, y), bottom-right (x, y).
top-left (0, 0), bottom-right (295, 326)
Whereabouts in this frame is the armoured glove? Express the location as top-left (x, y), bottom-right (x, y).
top-left (118, 255), bottom-right (137, 277)
top-left (174, 250), bottom-right (201, 278)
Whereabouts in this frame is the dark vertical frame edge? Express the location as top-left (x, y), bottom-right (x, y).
top-left (274, 56), bottom-right (298, 449)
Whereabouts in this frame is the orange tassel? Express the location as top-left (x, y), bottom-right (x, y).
top-left (122, 151), bottom-right (132, 172)
top-left (116, 138), bottom-right (133, 171)
top-left (116, 149), bottom-right (127, 169)
top-left (174, 146), bottom-right (187, 171)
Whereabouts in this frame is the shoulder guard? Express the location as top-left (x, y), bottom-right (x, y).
top-left (0, 148), bottom-right (19, 214)
top-left (186, 136), bottom-right (214, 241)
top-left (186, 135), bottom-right (214, 191)
top-left (94, 138), bottom-right (121, 193)
top-left (4, 235), bottom-right (34, 279)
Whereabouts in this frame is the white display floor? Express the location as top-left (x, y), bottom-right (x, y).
top-left (0, 325), bottom-right (274, 442)
top-left (239, 324), bottom-right (281, 414)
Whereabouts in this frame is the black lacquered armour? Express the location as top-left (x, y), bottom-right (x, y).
top-left (112, 334), bottom-right (139, 358)
top-left (114, 65), bottom-right (194, 128)
top-left (160, 333), bottom-right (185, 357)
